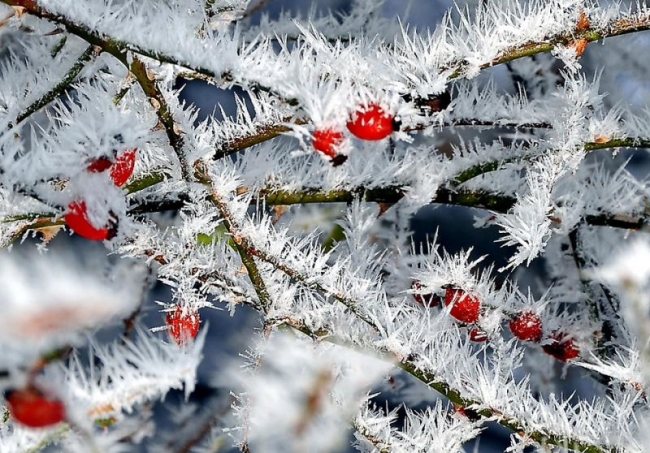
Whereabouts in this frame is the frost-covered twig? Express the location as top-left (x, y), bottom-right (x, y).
top-left (127, 57), bottom-right (190, 181)
top-left (282, 318), bottom-right (617, 453)
top-left (6, 45), bottom-right (94, 129)
top-left (6, 0), bottom-right (650, 107)
top-left (196, 162), bottom-right (375, 326)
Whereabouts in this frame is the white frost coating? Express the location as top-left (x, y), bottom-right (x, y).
top-left (589, 240), bottom-right (650, 390)
top-left (495, 72), bottom-right (600, 268)
top-left (354, 401), bottom-right (482, 453)
top-left (34, 0), bottom-right (630, 108)
top-left (1, 0), bottom-right (650, 451)
top-left (0, 251), bottom-right (142, 367)
top-left (229, 331), bottom-right (391, 453)
top-left (59, 326), bottom-right (204, 423)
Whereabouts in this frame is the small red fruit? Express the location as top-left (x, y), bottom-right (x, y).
top-left (444, 288), bottom-right (481, 323)
top-left (468, 327), bottom-right (488, 342)
top-left (87, 156), bottom-right (113, 173)
top-left (166, 306), bottom-right (200, 345)
top-left (6, 387), bottom-right (65, 428)
top-left (86, 149), bottom-right (137, 186)
top-left (346, 103), bottom-right (394, 141)
top-left (110, 148), bottom-right (137, 187)
top-left (65, 201), bottom-right (113, 241)
top-left (542, 331), bottom-right (579, 361)
top-left (509, 311), bottom-right (543, 342)
top-left (312, 129), bottom-right (344, 158)
top-left (411, 281), bottom-right (439, 307)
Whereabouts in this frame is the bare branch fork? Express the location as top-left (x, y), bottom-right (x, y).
top-left (188, 163), bottom-right (626, 453)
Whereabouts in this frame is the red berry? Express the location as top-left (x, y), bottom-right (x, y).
top-left (110, 148), bottom-right (137, 187)
top-left (346, 103), bottom-right (394, 141)
top-left (166, 306), bottom-right (200, 345)
top-left (65, 201), bottom-right (111, 241)
top-left (542, 331), bottom-right (579, 361)
top-left (87, 156), bottom-right (113, 173)
top-left (444, 288), bottom-right (480, 323)
top-left (6, 387), bottom-right (65, 428)
top-left (509, 311), bottom-right (543, 342)
top-left (312, 129), bottom-right (344, 159)
top-left (411, 281), bottom-right (439, 307)
top-left (468, 327), bottom-right (488, 342)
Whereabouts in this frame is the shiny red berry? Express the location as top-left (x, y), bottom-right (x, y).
top-left (312, 129), bottom-right (344, 158)
top-left (411, 281), bottom-right (439, 307)
top-left (87, 156), bottom-right (113, 173)
top-left (444, 288), bottom-right (480, 323)
top-left (509, 311), bottom-right (543, 342)
top-left (542, 331), bottom-right (579, 361)
top-left (166, 306), bottom-right (200, 345)
top-left (346, 103), bottom-right (394, 141)
top-left (65, 201), bottom-right (111, 241)
top-left (6, 387), bottom-right (65, 428)
top-left (110, 148), bottom-right (137, 187)
top-left (468, 327), bottom-right (488, 342)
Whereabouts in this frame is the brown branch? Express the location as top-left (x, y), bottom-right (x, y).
top-left (194, 163), bottom-right (273, 313)
top-left (213, 117), bottom-right (308, 160)
top-left (128, 57), bottom-right (191, 181)
top-left (194, 162), bottom-right (380, 329)
top-left (4, 0), bottom-right (650, 112)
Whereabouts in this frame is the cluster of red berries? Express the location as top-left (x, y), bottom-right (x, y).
top-left (5, 385), bottom-right (66, 428)
top-left (312, 103), bottom-right (398, 166)
top-left (65, 148), bottom-right (137, 241)
top-left (312, 91), bottom-right (452, 166)
top-left (165, 305), bottom-right (201, 345)
top-left (411, 282), bottom-right (580, 361)
top-left (508, 311), bottom-right (579, 361)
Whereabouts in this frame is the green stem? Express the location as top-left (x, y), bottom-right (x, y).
top-left (8, 45), bottom-right (95, 129)
top-left (125, 171), bottom-right (168, 194)
top-left (50, 35), bottom-right (67, 57)
top-left (584, 137), bottom-right (650, 151)
top-left (285, 319), bottom-right (615, 453)
top-left (261, 186), bottom-right (515, 212)
top-left (194, 166), bottom-right (272, 311)
top-left (235, 247), bottom-right (272, 312)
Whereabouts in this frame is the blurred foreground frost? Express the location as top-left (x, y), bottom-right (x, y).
top-left (228, 331), bottom-right (392, 452)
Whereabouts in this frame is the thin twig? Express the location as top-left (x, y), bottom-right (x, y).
top-left (194, 164), bottom-right (273, 312)
top-left (194, 162), bottom-right (379, 329)
top-left (283, 318), bottom-right (616, 453)
top-left (128, 57), bottom-right (191, 181)
top-left (7, 45), bottom-right (95, 129)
